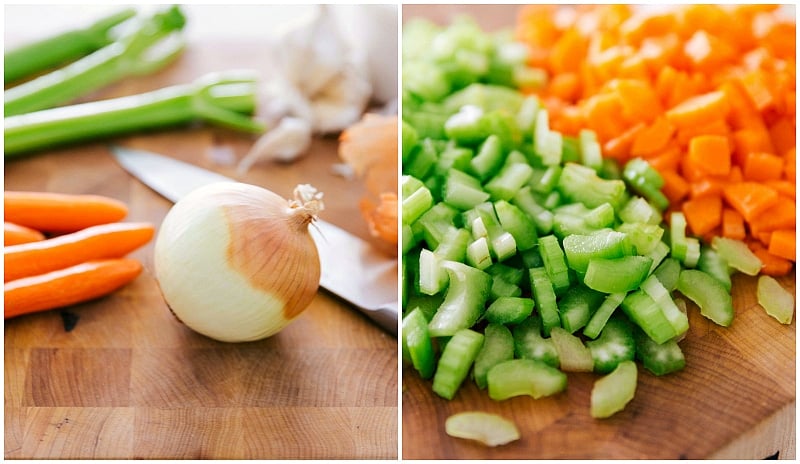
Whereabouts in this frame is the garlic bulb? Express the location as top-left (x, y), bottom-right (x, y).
top-left (154, 182), bottom-right (323, 342)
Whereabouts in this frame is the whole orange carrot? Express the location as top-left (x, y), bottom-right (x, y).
top-left (4, 191), bottom-right (128, 233)
top-left (4, 222), bottom-right (154, 282)
top-left (4, 222), bottom-right (45, 246)
top-left (4, 259), bottom-right (142, 319)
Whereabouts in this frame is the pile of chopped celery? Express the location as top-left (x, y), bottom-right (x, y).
top-left (401, 17), bottom-right (791, 419)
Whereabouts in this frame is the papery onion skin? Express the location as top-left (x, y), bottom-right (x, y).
top-left (154, 182), bottom-right (321, 342)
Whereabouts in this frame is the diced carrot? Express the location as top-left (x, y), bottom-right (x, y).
top-left (609, 79), bottom-right (663, 123)
top-left (740, 70), bottom-right (778, 114)
top-left (765, 180), bottom-right (796, 199)
top-left (665, 90), bottom-right (730, 130)
top-left (748, 240), bottom-right (794, 276)
top-left (722, 182), bottom-right (779, 223)
top-left (785, 147), bottom-right (796, 182)
top-left (603, 122), bottom-right (645, 160)
top-left (582, 92), bottom-right (627, 142)
top-left (768, 229), bottom-right (796, 261)
top-left (749, 198), bottom-right (796, 235)
top-left (720, 79), bottom-right (767, 130)
top-left (731, 128), bottom-right (776, 167)
top-left (676, 118), bottom-right (729, 147)
top-left (683, 30), bottom-right (736, 72)
top-left (660, 169), bottom-right (690, 204)
top-left (683, 194), bottom-right (722, 236)
top-left (548, 73), bottom-right (581, 102)
top-left (722, 208), bottom-right (746, 240)
top-left (769, 117), bottom-right (796, 156)
top-left (743, 152), bottom-right (784, 182)
top-left (630, 116), bottom-right (675, 157)
top-left (550, 29), bottom-right (587, 74)
top-left (619, 10), bottom-right (677, 46)
top-left (655, 66), bottom-right (680, 106)
top-left (688, 134), bottom-right (731, 176)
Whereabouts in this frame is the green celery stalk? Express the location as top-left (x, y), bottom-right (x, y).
top-left (473, 323), bottom-right (515, 389)
top-left (562, 229), bottom-right (634, 274)
top-left (558, 284), bottom-right (605, 333)
top-left (550, 327), bottom-right (594, 372)
top-left (5, 6), bottom-right (187, 116)
top-left (428, 260), bottom-right (492, 337)
top-left (512, 314), bottom-right (559, 367)
top-left (5, 71), bottom-right (264, 158)
top-left (432, 328), bottom-right (485, 400)
top-left (586, 316), bottom-right (635, 374)
top-left (529, 267), bottom-right (560, 336)
top-left (590, 360), bottom-right (637, 419)
top-left (583, 292), bottom-right (626, 340)
top-left (634, 327), bottom-right (685, 375)
top-left (487, 358), bottom-right (567, 401)
top-left (484, 296), bottom-right (534, 325)
top-left (677, 269), bottom-right (734, 327)
top-left (403, 308), bottom-right (436, 379)
top-left (584, 255), bottom-right (652, 294)
top-left (757, 276), bottom-right (795, 324)
top-left (538, 235), bottom-right (571, 294)
top-left (5, 8), bottom-right (137, 84)
top-left (620, 289), bottom-right (677, 344)
top-left (711, 236), bottom-right (762, 276)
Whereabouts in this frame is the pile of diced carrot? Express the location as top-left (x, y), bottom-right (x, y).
top-left (515, 4), bottom-right (796, 276)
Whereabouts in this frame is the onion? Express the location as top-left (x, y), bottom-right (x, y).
top-left (153, 182), bottom-right (323, 342)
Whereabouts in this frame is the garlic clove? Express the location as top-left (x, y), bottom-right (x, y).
top-left (237, 116), bottom-right (312, 173)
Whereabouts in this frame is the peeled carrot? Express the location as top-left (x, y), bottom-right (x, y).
top-left (687, 134), bottom-right (731, 177)
top-left (4, 222), bottom-right (154, 282)
top-left (4, 191), bottom-right (128, 233)
top-left (721, 208), bottom-right (746, 241)
top-left (4, 222), bottom-right (45, 246)
top-left (768, 229), bottom-right (796, 261)
top-left (723, 182), bottom-right (779, 223)
top-left (748, 241), bottom-right (794, 276)
top-left (743, 152), bottom-right (783, 181)
top-left (665, 91), bottom-right (730, 130)
top-left (682, 194), bottom-right (722, 237)
top-left (4, 259), bottom-right (142, 319)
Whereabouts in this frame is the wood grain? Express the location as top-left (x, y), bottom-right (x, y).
top-left (400, 4), bottom-right (796, 460)
top-left (4, 16), bottom-right (397, 459)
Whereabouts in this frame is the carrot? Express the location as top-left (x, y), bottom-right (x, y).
top-left (4, 191), bottom-right (128, 233)
top-left (682, 194), bottom-right (722, 236)
top-left (748, 241), bottom-right (794, 276)
top-left (602, 122), bottom-right (645, 160)
top-left (722, 208), bottom-right (746, 241)
top-left (665, 91), bottom-right (730, 131)
top-left (687, 134), bottom-right (731, 177)
top-left (4, 259), bottom-right (142, 319)
top-left (769, 117), bottom-right (795, 156)
top-left (4, 222), bottom-right (45, 246)
top-left (630, 116), bottom-right (674, 158)
top-left (609, 79), bottom-right (662, 123)
top-left (749, 199), bottom-right (797, 236)
top-left (764, 180), bottom-right (795, 199)
top-left (4, 222), bottom-right (154, 282)
top-left (732, 128), bottom-right (776, 167)
top-left (722, 182), bottom-right (779, 223)
top-left (768, 229), bottom-right (796, 261)
top-left (784, 147), bottom-right (796, 182)
top-left (659, 169), bottom-right (690, 204)
top-left (743, 152), bottom-right (783, 182)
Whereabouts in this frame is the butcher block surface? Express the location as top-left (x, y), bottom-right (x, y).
top-left (4, 8), bottom-right (397, 460)
top-left (400, 4), bottom-right (796, 461)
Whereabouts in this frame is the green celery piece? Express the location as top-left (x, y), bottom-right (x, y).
top-left (5, 8), bottom-right (137, 84)
top-left (404, 138), bottom-right (438, 180)
top-left (529, 165), bottom-right (562, 194)
top-left (616, 222), bottom-right (664, 255)
top-left (562, 229), bottom-right (633, 274)
top-left (489, 275), bottom-right (522, 299)
top-left (402, 108), bottom-right (448, 141)
top-left (486, 262), bottom-right (525, 286)
top-left (511, 186), bottom-right (554, 235)
top-left (485, 162), bottom-right (534, 201)
top-left (578, 129), bottom-right (603, 171)
top-left (620, 289), bottom-right (677, 344)
top-left (560, 135), bottom-right (581, 164)
top-left (669, 211), bottom-right (694, 266)
top-left (590, 360), bottom-right (637, 419)
top-left (584, 255), bottom-right (653, 294)
top-left (412, 202), bottom-right (459, 250)
top-left (432, 328), bottom-right (485, 400)
top-left (534, 109), bottom-right (562, 165)
top-left (402, 177), bottom-right (434, 225)
top-left (442, 83), bottom-right (524, 115)
top-left (5, 71), bottom-right (263, 158)
top-left (619, 196), bottom-right (662, 225)
top-left (640, 275), bottom-right (689, 337)
top-left (403, 308), bottom-right (436, 379)
top-left (583, 292), bottom-right (626, 340)
top-left (402, 174), bottom-right (426, 197)
top-left (418, 248), bottom-right (448, 296)
top-left (677, 269), bottom-right (734, 327)
top-left (466, 237), bottom-right (493, 270)
top-left (494, 200), bottom-right (538, 251)
top-left (473, 323), bottom-right (515, 389)
top-left (402, 224), bottom-right (418, 256)
top-left (434, 227), bottom-right (471, 263)
top-left (401, 120), bottom-right (419, 162)
top-left (470, 134), bottom-right (505, 181)
top-left (403, 61), bottom-right (451, 103)
top-left (634, 327), bottom-right (685, 375)
top-left (405, 292), bottom-right (445, 323)
top-left (5, 6), bottom-right (186, 116)
top-left (652, 257), bottom-right (681, 292)
top-left (512, 314), bottom-right (559, 367)
top-left (485, 296), bottom-right (534, 325)
top-left (434, 145), bottom-right (473, 178)
top-left (553, 210), bottom-right (596, 238)
top-left (586, 316), bottom-right (635, 374)
top-left (428, 261), bottom-right (492, 337)
top-left (486, 225), bottom-right (517, 262)
top-left (644, 240), bottom-right (671, 274)
top-left (697, 246), bottom-right (732, 291)
top-left (550, 327), bottom-right (594, 372)
top-left (529, 267), bottom-right (560, 336)
top-left (711, 236), bottom-right (762, 276)
top-left (585, 203), bottom-right (616, 229)
top-left (442, 169), bottom-right (491, 210)
top-left (538, 235), bottom-right (571, 294)
top-left (557, 284), bottom-right (605, 334)
top-left (516, 94), bottom-right (541, 137)
top-left (487, 359), bottom-right (567, 401)
top-left (443, 105), bottom-right (488, 145)
top-left (622, 158), bottom-right (669, 211)
top-left (757, 276), bottom-right (795, 324)
top-left (557, 162), bottom-right (627, 210)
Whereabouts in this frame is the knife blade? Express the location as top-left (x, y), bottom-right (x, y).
top-left (110, 145), bottom-right (398, 336)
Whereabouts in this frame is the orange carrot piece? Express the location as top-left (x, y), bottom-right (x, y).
top-left (785, 147), bottom-right (796, 182)
top-left (765, 180), bottom-right (796, 199)
top-left (4, 222), bottom-right (154, 283)
top-left (647, 144), bottom-right (682, 173)
top-left (748, 241), bottom-right (794, 276)
top-left (688, 134), bottom-right (731, 176)
top-left (722, 181), bottom-right (779, 223)
top-left (731, 128), bottom-right (776, 167)
top-left (582, 92), bottom-right (627, 142)
top-left (683, 30), bottom-right (736, 72)
top-left (630, 116), bottom-right (675, 157)
top-left (602, 122), bottom-right (645, 161)
top-left (768, 117), bottom-right (796, 156)
top-left (682, 194), bottom-right (723, 236)
top-left (749, 198), bottom-right (796, 235)
top-left (740, 70), bottom-right (777, 113)
top-left (660, 169), bottom-right (690, 204)
top-left (689, 176), bottom-right (728, 199)
top-left (768, 229), bottom-right (796, 261)
top-left (548, 72), bottom-right (581, 102)
top-left (4, 222), bottom-right (45, 246)
top-left (4, 191), bottom-right (128, 233)
top-left (721, 208), bottom-right (746, 240)
top-left (4, 259), bottom-right (142, 319)
top-left (665, 90), bottom-right (730, 130)
top-left (609, 79), bottom-right (663, 123)
top-left (675, 118), bottom-right (729, 147)
top-left (550, 29), bottom-right (587, 74)
top-left (743, 152), bottom-right (784, 182)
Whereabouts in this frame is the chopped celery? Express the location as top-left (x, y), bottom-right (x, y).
top-left (578, 129), bottom-right (603, 171)
top-left (445, 411), bottom-right (520, 447)
top-left (529, 267), bottom-right (560, 336)
top-left (494, 200), bottom-right (538, 251)
top-left (639, 275), bottom-right (689, 337)
top-left (616, 222), bottom-right (664, 255)
top-left (466, 237), bottom-right (493, 270)
top-left (558, 163), bottom-right (627, 209)
top-left (711, 236), bottom-right (762, 276)
top-left (586, 316), bottom-right (635, 374)
top-left (485, 162), bottom-right (534, 201)
top-left (511, 186), bottom-right (554, 234)
top-left (434, 228), bottom-right (471, 263)
top-left (644, 241), bottom-right (671, 274)
top-left (402, 120), bottom-right (420, 161)
top-left (402, 176), bottom-right (434, 225)
top-left (516, 95), bottom-right (541, 136)
top-left (757, 276), bottom-right (795, 324)
top-left (584, 256), bottom-right (652, 294)
top-left (677, 269), bottom-right (734, 327)
top-left (470, 134), bottom-right (505, 181)
top-left (405, 138), bottom-right (438, 179)
top-left (418, 248), bottom-right (448, 295)
top-left (512, 314), bottom-right (559, 367)
top-left (485, 297), bottom-right (534, 325)
top-left (473, 323), bottom-right (515, 389)
top-left (623, 158), bottom-right (668, 211)
top-left (432, 328), bottom-right (485, 400)
top-left (538, 235), bottom-right (571, 293)
top-left (562, 229), bottom-right (633, 274)
top-left (529, 165), bottom-right (562, 194)
top-left (403, 308), bottom-right (436, 379)
top-left (534, 109), bottom-right (562, 165)
top-left (490, 275), bottom-right (522, 299)
top-left (697, 246), bottom-right (732, 291)
top-left (413, 203), bottom-right (459, 250)
top-left (583, 292), bottom-right (627, 340)
top-left (557, 285), bottom-right (604, 333)
top-left (590, 360), bottom-right (637, 419)
top-left (620, 290), bottom-right (677, 344)
top-left (550, 327), bottom-right (594, 372)
top-left (652, 257), bottom-right (681, 292)
top-left (619, 196), bottom-right (662, 225)
top-left (634, 328), bottom-right (685, 376)
top-left (442, 169), bottom-right (491, 210)
top-left (487, 359), bottom-right (567, 400)
top-left (428, 261), bottom-right (491, 337)
top-left (669, 212), bottom-right (699, 268)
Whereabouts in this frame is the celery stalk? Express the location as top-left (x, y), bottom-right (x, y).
top-left (5, 71), bottom-right (264, 158)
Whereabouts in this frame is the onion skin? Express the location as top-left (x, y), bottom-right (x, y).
top-left (154, 182), bottom-right (321, 342)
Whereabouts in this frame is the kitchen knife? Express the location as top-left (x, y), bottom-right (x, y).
top-left (111, 145), bottom-right (398, 336)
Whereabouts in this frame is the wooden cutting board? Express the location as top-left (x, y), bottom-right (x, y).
top-left (401, 4), bottom-right (796, 460)
top-left (4, 22), bottom-right (397, 460)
